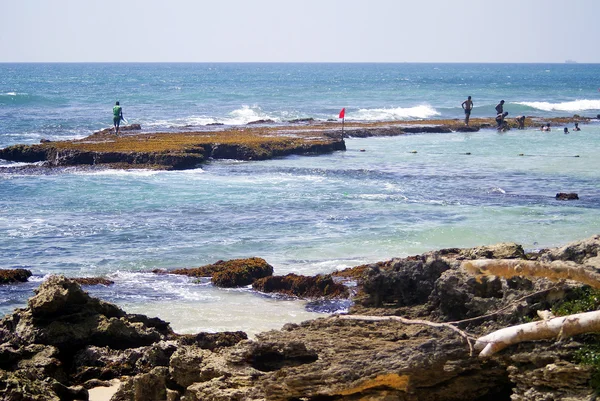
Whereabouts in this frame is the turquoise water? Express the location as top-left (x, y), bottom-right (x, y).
top-left (1, 63), bottom-right (600, 334)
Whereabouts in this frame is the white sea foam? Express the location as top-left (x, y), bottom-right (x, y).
top-left (352, 105), bottom-right (440, 121)
top-left (223, 104), bottom-right (278, 125)
top-left (516, 99), bottom-right (600, 112)
top-left (78, 169), bottom-right (163, 177)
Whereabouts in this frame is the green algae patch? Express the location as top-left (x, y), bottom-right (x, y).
top-left (211, 257), bottom-right (274, 288)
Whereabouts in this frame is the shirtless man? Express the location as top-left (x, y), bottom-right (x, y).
top-left (495, 100), bottom-right (505, 115)
top-left (461, 96), bottom-right (473, 126)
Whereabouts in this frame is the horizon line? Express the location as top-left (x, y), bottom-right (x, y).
top-left (0, 61), bottom-right (597, 65)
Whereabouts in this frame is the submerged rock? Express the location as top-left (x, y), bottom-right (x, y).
top-left (72, 277), bottom-right (114, 286)
top-left (556, 192), bottom-right (579, 200)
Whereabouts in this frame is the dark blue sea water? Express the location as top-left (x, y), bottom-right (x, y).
top-left (1, 63), bottom-right (599, 335)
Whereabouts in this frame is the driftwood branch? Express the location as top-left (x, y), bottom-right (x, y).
top-left (461, 259), bottom-right (600, 289)
top-left (475, 310), bottom-right (600, 357)
top-left (449, 286), bottom-right (560, 325)
top-left (337, 314), bottom-right (476, 355)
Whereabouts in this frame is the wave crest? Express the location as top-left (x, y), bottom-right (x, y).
top-left (516, 99), bottom-right (600, 112)
top-left (352, 105), bottom-right (440, 121)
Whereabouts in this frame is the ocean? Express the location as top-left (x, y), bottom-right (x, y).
top-left (1, 63), bottom-right (600, 335)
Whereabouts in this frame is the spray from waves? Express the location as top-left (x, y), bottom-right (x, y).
top-left (516, 99), bottom-right (600, 112)
top-left (141, 105), bottom-right (282, 129)
top-left (350, 105), bottom-right (440, 121)
top-left (222, 104), bottom-right (279, 125)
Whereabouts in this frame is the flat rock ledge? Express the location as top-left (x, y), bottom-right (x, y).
top-left (0, 116), bottom-right (591, 170)
top-left (2, 235), bottom-right (600, 400)
top-left (0, 125), bottom-right (346, 170)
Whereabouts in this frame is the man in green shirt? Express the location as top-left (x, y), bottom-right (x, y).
top-left (113, 101), bottom-right (124, 135)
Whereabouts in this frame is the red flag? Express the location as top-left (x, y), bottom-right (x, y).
top-left (339, 108), bottom-right (345, 119)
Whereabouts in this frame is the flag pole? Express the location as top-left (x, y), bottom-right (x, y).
top-left (339, 108), bottom-right (346, 139)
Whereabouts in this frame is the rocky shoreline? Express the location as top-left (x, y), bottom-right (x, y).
top-left (2, 235), bottom-right (600, 400)
top-left (0, 115), bottom-right (593, 170)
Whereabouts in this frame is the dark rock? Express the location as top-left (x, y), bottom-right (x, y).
top-left (72, 277), bottom-right (114, 286)
top-left (50, 381), bottom-right (88, 401)
top-left (40, 138), bottom-right (51, 143)
top-left (556, 192), bottom-right (579, 200)
top-left (357, 255), bottom-right (451, 307)
top-left (288, 118), bottom-right (315, 124)
top-left (247, 119), bottom-right (275, 125)
top-left (252, 273), bottom-right (349, 298)
top-left (206, 122), bottom-right (224, 126)
top-left (0, 268), bottom-right (32, 284)
top-left (454, 126), bottom-right (480, 132)
top-left (93, 124), bottom-right (142, 135)
top-left (178, 331), bottom-right (248, 350)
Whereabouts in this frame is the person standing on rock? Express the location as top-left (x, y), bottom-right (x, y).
top-left (495, 100), bottom-right (505, 115)
top-left (113, 101), bottom-right (124, 135)
top-left (461, 96), bottom-right (473, 126)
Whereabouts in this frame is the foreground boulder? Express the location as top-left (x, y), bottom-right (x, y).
top-left (0, 275), bottom-right (172, 351)
top-left (2, 236), bottom-right (600, 400)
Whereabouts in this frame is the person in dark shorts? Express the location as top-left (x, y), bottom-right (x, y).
top-left (574, 122), bottom-right (581, 131)
top-left (461, 96), bottom-right (473, 126)
top-left (113, 101), bottom-right (124, 135)
top-left (496, 111), bottom-right (508, 130)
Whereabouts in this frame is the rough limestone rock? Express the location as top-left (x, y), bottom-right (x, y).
top-left (0, 276), bottom-right (173, 351)
top-left (541, 234), bottom-right (600, 266)
top-left (357, 254), bottom-right (452, 308)
top-left (3, 237), bottom-right (600, 400)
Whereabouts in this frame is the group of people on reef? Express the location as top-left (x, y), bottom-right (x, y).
top-left (110, 98), bottom-right (583, 137)
top-left (461, 96), bottom-right (582, 134)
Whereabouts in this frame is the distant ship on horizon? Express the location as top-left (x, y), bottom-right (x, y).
top-left (565, 59), bottom-right (577, 64)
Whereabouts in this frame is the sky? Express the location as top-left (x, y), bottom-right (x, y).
top-left (1, 0), bottom-right (599, 63)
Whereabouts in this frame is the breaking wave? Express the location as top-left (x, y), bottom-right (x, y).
top-left (516, 99), bottom-right (600, 112)
top-left (350, 105), bottom-right (441, 121)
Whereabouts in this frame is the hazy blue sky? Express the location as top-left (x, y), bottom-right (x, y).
top-left (2, 0), bottom-right (599, 63)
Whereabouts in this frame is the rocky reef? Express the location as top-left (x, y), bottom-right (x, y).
top-left (1, 116), bottom-right (589, 171)
top-left (2, 235), bottom-right (600, 400)
top-left (0, 124), bottom-right (347, 170)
